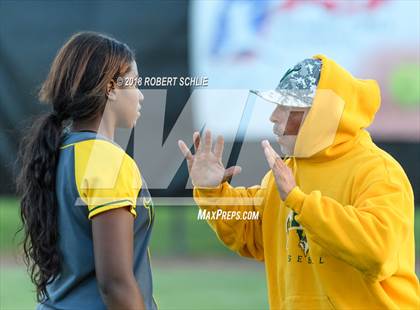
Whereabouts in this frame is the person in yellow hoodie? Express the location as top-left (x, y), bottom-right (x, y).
top-left (178, 55), bottom-right (419, 309)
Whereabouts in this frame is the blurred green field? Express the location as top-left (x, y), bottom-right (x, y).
top-left (1, 197), bottom-right (419, 309)
top-left (0, 260), bottom-right (268, 310)
top-left (0, 197), bottom-right (242, 256)
top-left (0, 197), bottom-right (267, 310)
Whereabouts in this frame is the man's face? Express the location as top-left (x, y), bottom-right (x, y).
top-left (269, 105), bottom-right (310, 156)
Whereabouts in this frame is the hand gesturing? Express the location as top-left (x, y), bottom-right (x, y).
top-left (178, 130), bottom-right (242, 188)
top-left (261, 140), bottom-right (296, 200)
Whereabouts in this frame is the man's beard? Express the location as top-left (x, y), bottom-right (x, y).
top-left (279, 143), bottom-right (293, 156)
top-left (277, 135), bottom-right (297, 157)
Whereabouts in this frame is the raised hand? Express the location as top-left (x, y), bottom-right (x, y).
top-left (178, 130), bottom-right (241, 188)
top-left (261, 140), bottom-right (296, 200)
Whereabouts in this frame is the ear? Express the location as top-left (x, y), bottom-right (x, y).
top-left (106, 80), bottom-right (117, 101)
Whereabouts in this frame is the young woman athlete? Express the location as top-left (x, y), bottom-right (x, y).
top-left (16, 31), bottom-right (156, 310)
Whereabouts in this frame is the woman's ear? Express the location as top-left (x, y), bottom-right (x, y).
top-left (107, 80), bottom-right (117, 101)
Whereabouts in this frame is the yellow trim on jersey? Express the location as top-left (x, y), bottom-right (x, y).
top-left (73, 139), bottom-right (142, 219)
top-left (60, 143), bottom-right (76, 150)
top-left (88, 200), bottom-right (137, 219)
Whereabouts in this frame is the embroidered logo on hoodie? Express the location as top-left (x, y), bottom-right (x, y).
top-left (286, 210), bottom-right (309, 256)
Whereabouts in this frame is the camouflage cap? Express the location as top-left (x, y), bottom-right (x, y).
top-left (250, 58), bottom-right (322, 108)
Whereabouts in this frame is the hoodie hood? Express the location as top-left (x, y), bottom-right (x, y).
top-left (293, 54), bottom-right (381, 160)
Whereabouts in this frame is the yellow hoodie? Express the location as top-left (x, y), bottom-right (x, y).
top-left (194, 55), bottom-right (419, 309)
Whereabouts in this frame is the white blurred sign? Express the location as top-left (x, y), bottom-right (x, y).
top-left (190, 0), bottom-right (420, 141)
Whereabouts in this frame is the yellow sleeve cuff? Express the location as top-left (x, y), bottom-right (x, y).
top-left (193, 183), bottom-right (224, 198)
top-left (88, 201), bottom-right (137, 219)
top-left (284, 186), bottom-right (306, 213)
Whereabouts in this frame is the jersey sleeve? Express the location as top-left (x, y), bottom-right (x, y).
top-left (74, 140), bottom-right (142, 219)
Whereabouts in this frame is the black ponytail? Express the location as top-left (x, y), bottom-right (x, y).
top-left (15, 31), bottom-right (134, 303)
top-left (16, 112), bottom-right (65, 302)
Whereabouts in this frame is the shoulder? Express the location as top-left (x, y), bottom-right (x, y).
top-left (74, 138), bottom-right (141, 187)
top-left (356, 140), bottom-right (407, 180)
top-left (353, 140), bottom-right (413, 198)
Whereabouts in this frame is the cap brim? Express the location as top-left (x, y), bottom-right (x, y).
top-left (250, 89), bottom-right (312, 108)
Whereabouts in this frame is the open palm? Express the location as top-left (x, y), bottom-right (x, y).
top-left (178, 130), bottom-right (241, 188)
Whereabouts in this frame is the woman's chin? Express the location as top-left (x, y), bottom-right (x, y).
top-left (118, 118), bottom-right (139, 129)
top-left (127, 114), bottom-right (140, 127)
top-left (134, 113), bottom-right (140, 125)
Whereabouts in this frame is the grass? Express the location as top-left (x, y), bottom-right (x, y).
top-left (0, 197), bottom-right (266, 309)
top-left (1, 197), bottom-right (419, 309)
top-left (0, 261), bottom-right (268, 310)
top-left (151, 206), bottom-right (240, 257)
top-left (153, 262), bottom-right (268, 310)
top-left (0, 197), bottom-right (23, 253)
top-left (0, 197), bottom-right (238, 257)
top-left (0, 264), bottom-right (36, 310)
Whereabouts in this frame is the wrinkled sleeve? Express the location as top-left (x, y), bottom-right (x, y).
top-left (193, 172), bottom-right (272, 261)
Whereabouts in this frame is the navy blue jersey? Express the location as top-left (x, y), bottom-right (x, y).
top-left (37, 131), bottom-right (157, 310)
